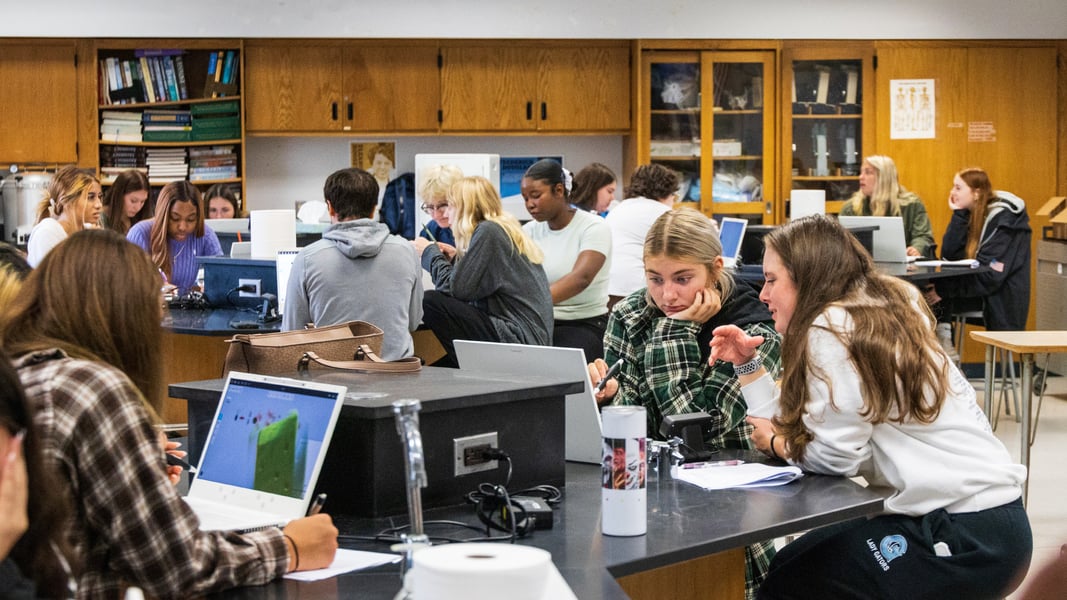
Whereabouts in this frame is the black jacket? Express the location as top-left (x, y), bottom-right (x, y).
top-left (936, 192), bottom-right (1031, 330)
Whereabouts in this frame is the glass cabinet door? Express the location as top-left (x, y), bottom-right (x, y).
top-left (782, 46), bottom-right (874, 218)
top-left (701, 51), bottom-right (775, 223)
top-left (641, 51), bottom-right (775, 224)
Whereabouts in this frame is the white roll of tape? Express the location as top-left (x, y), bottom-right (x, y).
top-left (411, 543), bottom-right (551, 600)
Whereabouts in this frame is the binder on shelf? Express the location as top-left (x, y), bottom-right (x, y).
top-left (191, 100), bottom-right (240, 116)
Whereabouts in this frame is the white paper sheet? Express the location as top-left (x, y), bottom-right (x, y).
top-left (671, 462), bottom-right (803, 490)
top-left (283, 548), bottom-right (401, 582)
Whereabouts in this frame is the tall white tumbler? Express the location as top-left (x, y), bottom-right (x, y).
top-left (601, 406), bottom-right (647, 536)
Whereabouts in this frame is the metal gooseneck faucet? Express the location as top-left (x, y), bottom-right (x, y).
top-left (391, 399), bottom-right (430, 599)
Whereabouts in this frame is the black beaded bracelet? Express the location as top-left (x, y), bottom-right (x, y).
top-left (284, 533), bottom-right (300, 571)
top-left (769, 434), bottom-right (781, 460)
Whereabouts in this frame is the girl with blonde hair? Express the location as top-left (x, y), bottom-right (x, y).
top-left (26, 166), bottom-right (103, 267)
top-left (413, 176), bottom-right (552, 367)
top-left (417, 164), bottom-right (463, 249)
top-left (841, 155), bottom-right (934, 257)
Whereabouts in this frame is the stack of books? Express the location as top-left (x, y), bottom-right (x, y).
top-left (146, 148), bottom-right (189, 184)
top-left (142, 109), bottom-right (192, 142)
top-left (100, 49), bottom-right (189, 105)
top-left (100, 110), bottom-right (142, 143)
top-left (204, 50), bottom-right (240, 98)
top-left (99, 166), bottom-right (148, 186)
top-left (189, 146), bottom-right (238, 182)
top-left (191, 101), bottom-right (240, 141)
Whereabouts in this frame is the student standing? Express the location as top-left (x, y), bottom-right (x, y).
top-left (522, 159), bottom-right (612, 361)
top-left (1, 230), bottom-right (337, 597)
top-left (282, 168), bottom-right (423, 361)
top-left (127, 181), bottom-right (222, 294)
top-left (711, 215), bottom-right (1030, 599)
top-left (840, 155), bottom-right (935, 258)
top-left (415, 176), bottom-right (552, 368)
top-left (26, 166), bottom-right (103, 268)
top-left (99, 169), bottom-right (151, 236)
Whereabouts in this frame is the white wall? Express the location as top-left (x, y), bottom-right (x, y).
top-left (4, 0), bottom-right (1066, 39)
top-left (245, 135), bottom-right (623, 210)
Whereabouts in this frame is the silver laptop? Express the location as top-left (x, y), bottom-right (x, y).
top-left (718, 217), bottom-right (748, 269)
top-left (184, 372), bottom-right (347, 531)
top-left (838, 215), bottom-right (909, 263)
top-left (454, 340), bottom-right (603, 464)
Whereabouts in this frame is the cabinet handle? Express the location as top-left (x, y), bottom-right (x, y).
top-left (331, 102), bottom-right (338, 121)
top-left (347, 102), bottom-right (353, 121)
top-left (541, 102), bottom-right (547, 121)
top-left (526, 102), bottom-right (532, 121)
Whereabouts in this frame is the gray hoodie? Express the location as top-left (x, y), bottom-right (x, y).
top-left (282, 218), bottom-right (423, 360)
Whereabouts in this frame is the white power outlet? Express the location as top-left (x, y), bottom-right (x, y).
top-left (453, 432), bottom-right (499, 476)
top-left (238, 278), bottom-right (261, 297)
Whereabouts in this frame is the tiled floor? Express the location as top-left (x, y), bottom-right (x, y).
top-left (979, 370), bottom-right (1067, 598)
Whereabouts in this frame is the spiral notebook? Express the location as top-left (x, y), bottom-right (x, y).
top-left (183, 372), bottom-right (346, 531)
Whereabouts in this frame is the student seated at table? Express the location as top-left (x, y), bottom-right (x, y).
top-left (204, 183), bottom-right (243, 219)
top-left (282, 168), bottom-right (423, 361)
top-left (711, 215), bottom-right (1030, 600)
top-left (0, 350), bottom-right (77, 599)
top-left (414, 176), bottom-right (552, 368)
top-left (0, 229), bottom-right (338, 597)
top-left (589, 209), bottom-right (780, 600)
top-left (99, 169), bottom-right (151, 236)
top-left (570, 162), bottom-right (618, 216)
top-left (127, 181), bottom-right (222, 295)
top-left (26, 166), bottom-right (103, 268)
top-left (840, 155), bottom-right (935, 258)
top-left (522, 159), bottom-right (612, 361)
top-left (417, 163), bottom-right (461, 250)
top-left (924, 167), bottom-right (1031, 332)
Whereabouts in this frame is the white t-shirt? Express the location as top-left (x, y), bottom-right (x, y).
top-left (524, 209), bottom-right (611, 321)
top-left (26, 218), bottom-right (68, 267)
top-left (604, 197), bottom-right (672, 297)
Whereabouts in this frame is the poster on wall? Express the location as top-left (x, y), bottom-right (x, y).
top-left (350, 141), bottom-right (397, 201)
top-left (889, 79), bottom-right (936, 139)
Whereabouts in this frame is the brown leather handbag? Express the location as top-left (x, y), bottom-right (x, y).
top-left (223, 320), bottom-right (421, 376)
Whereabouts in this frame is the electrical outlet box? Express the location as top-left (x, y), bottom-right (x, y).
top-left (453, 432), bottom-right (498, 476)
top-left (238, 278), bottom-right (261, 298)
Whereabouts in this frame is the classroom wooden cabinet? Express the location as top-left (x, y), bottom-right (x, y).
top-left (0, 42), bottom-right (79, 164)
top-left (636, 47), bottom-right (777, 224)
top-left (243, 41), bottom-right (440, 134)
top-left (780, 42), bottom-right (875, 220)
top-left (440, 42), bottom-right (631, 133)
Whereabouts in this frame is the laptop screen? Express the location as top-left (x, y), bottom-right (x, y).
top-left (196, 374), bottom-right (342, 500)
top-left (718, 217), bottom-right (748, 266)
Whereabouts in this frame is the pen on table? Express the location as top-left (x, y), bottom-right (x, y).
top-left (681, 460), bottom-right (744, 470)
top-left (594, 358), bottom-right (625, 393)
top-left (166, 453), bottom-right (197, 474)
top-left (307, 493), bottom-right (327, 516)
top-left (421, 223), bottom-right (437, 243)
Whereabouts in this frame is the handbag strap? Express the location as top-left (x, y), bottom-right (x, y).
top-left (297, 346), bottom-right (422, 374)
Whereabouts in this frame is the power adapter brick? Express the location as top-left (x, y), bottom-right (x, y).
top-left (511, 496), bottom-right (554, 530)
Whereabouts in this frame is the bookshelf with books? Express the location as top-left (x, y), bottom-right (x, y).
top-left (93, 41), bottom-right (245, 199)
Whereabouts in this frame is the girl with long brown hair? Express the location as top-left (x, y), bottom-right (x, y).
top-left (711, 215), bottom-right (1031, 599)
top-left (100, 169), bottom-right (151, 235)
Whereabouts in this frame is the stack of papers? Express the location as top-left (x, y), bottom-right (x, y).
top-left (911, 259), bottom-right (979, 268)
top-left (671, 462), bottom-right (803, 490)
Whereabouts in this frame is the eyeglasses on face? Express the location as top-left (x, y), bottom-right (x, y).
top-left (421, 203), bottom-right (449, 214)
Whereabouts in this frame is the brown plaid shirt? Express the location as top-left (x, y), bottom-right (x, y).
top-left (15, 350), bottom-right (288, 599)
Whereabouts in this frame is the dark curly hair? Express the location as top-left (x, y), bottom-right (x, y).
top-left (625, 164), bottom-right (679, 201)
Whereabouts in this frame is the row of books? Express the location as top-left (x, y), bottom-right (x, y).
top-left (100, 49), bottom-right (189, 105)
top-left (205, 50), bottom-right (240, 98)
top-left (98, 145), bottom-right (238, 185)
top-left (99, 102), bottom-right (241, 143)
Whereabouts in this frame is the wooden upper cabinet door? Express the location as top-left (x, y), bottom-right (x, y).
top-left (538, 46), bottom-right (631, 132)
top-left (244, 44), bottom-right (343, 133)
top-left (0, 44), bottom-right (77, 163)
top-left (343, 45), bottom-right (440, 133)
top-left (440, 46), bottom-right (537, 131)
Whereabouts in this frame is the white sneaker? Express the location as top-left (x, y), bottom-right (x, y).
top-left (936, 322), bottom-right (960, 363)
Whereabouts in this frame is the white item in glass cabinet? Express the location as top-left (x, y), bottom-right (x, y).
top-left (650, 141), bottom-right (700, 157)
top-left (660, 72), bottom-right (699, 109)
top-left (790, 190), bottom-right (826, 220)
top-left (811, 122), bottom-right (829, 177)
top-left (815, 65), bottom-right (832, 104)
top-left (752, 77), bottom-right (763, 109)
top-left (712, 140), bottom-right (742, 157)
top-left (843, 65), bottom-right (859, 105)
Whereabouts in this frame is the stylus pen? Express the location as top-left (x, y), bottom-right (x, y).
top-left (307, 493), bottom-right (327, 516)
top-left (166, 453), bottom-right (197, 474)
top-left (595, 359), bottom-right (625, 393)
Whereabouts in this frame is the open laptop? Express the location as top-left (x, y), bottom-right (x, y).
top-left (838, 216), bottom-right (909, 262)
top-left (718, 217), bottom-right (749, 269)
top-left (454, 340), bottom-right (603, 464)
top-left (184, 372), bottom-right (347, 531)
